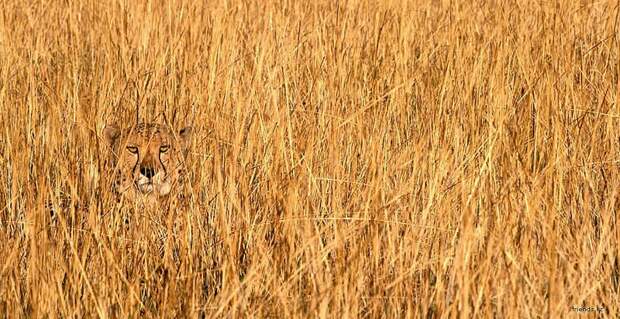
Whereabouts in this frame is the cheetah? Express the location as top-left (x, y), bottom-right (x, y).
top-left (103, 122), bottom-right (192, 205)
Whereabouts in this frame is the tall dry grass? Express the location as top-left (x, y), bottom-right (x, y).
top-left (0, 0), bottom-right (619, 317)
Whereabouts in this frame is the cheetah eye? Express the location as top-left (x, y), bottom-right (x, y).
top-left (126, 146), bottom-right (139, 154)
top-left (160, 145), bottom-right (170, 153)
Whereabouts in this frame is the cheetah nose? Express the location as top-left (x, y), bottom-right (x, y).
top-left (140, 166), bottom-right (155, 179)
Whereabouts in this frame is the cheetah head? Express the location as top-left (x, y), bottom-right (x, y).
top-left (103, 123), bottom-right (192, 203)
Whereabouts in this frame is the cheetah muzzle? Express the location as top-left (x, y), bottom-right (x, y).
top-left (103, 123), bottom-right (192, 204)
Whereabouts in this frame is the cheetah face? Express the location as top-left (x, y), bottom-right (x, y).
top-left (103, 123), bottom-right (191, 202)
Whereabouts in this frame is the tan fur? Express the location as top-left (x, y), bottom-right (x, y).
top-left (103, 123), bottom-right (192, 205)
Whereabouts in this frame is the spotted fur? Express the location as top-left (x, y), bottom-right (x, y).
top-left (103, 123), bottom-right (192, 205)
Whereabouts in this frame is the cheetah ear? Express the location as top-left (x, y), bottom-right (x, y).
top-left (179, 126), bottom-right (192, 142)
top-left (103, 125), bottom-right (121, 145)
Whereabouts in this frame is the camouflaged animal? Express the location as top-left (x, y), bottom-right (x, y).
top-left (103, 123), bottom-right (192, 205)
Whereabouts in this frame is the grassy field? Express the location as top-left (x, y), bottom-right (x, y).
top-left (1, 0), bottom-right (619, 317)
